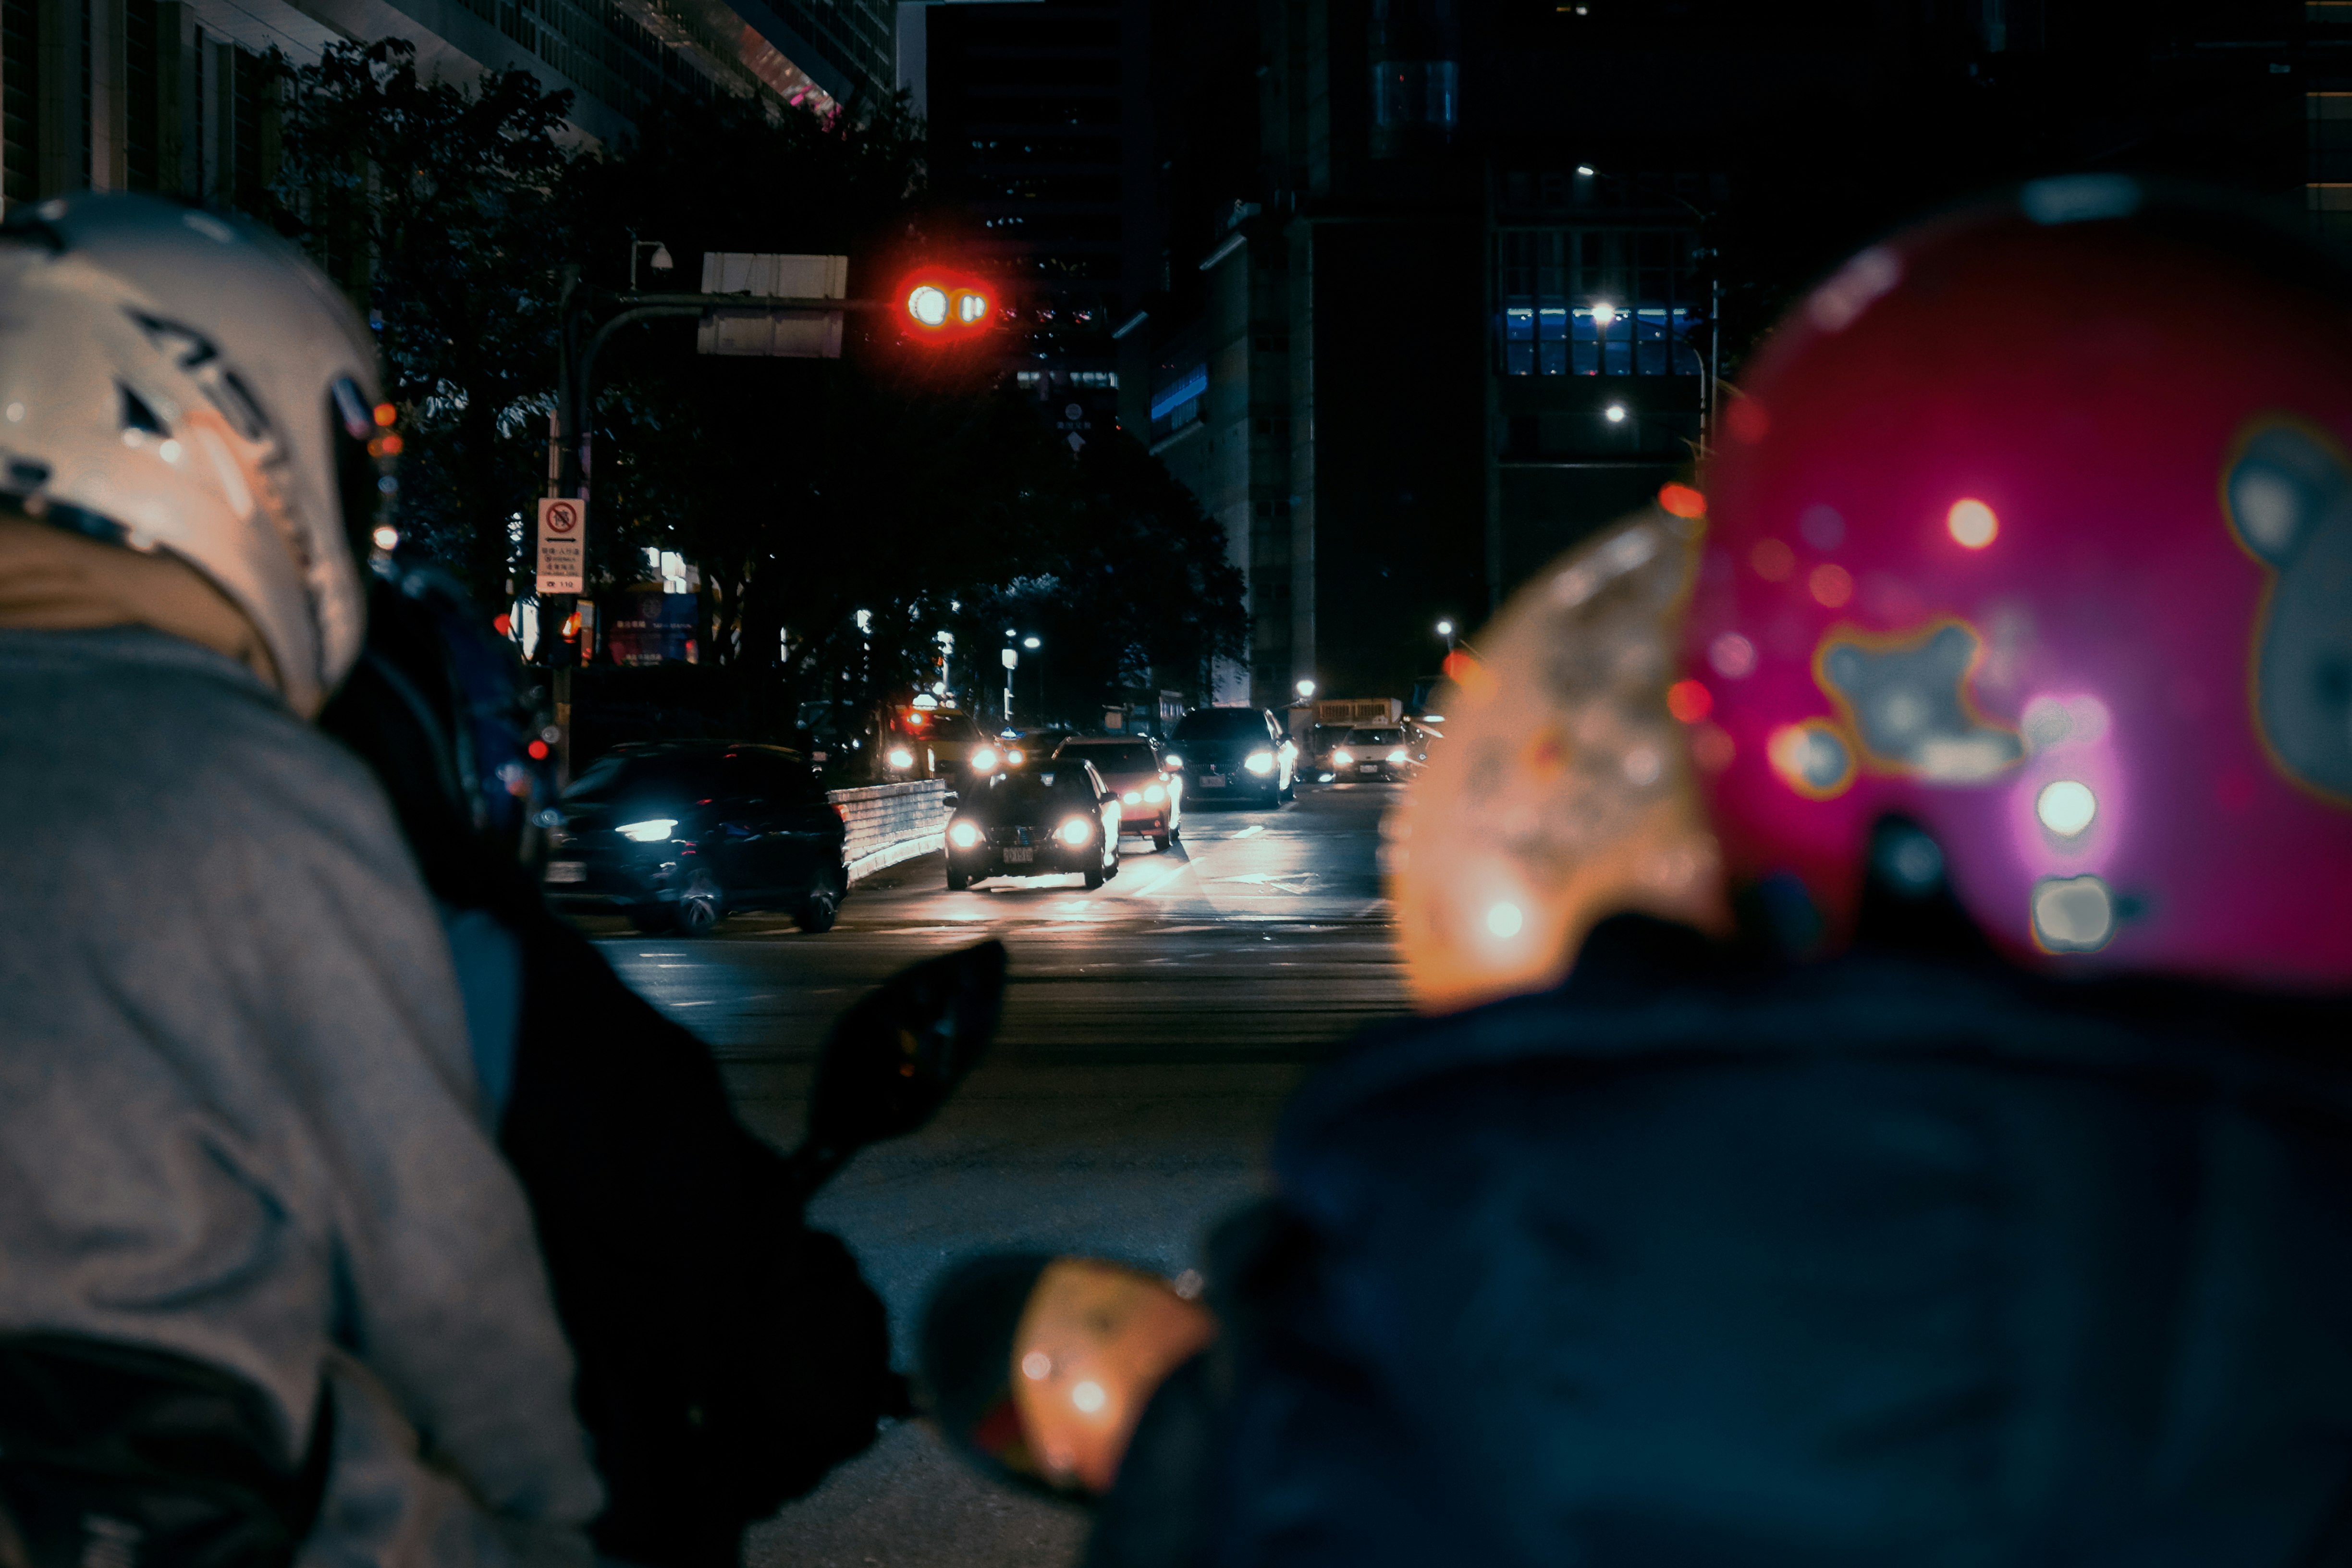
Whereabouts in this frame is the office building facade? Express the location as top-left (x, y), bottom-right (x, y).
top-left (1126, 0), bottom-right (2302, 711)
top-left (0, 0), bottom-right (893, 214)
top-left (906, 0), bottom-right (1154, 440)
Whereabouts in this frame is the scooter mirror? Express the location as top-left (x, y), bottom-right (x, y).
top-left (786, 939), bottom-right (1007, 1203)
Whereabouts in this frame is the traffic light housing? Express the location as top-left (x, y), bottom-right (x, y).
top-left (899, 268), bottom-right (994, 344)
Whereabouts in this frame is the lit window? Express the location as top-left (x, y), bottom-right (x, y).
top-left (1495, 222), bottom-right (1707, 379)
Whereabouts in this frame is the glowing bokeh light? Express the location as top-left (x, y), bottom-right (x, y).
top-left (1948, 498), bottom-right (1998, 549)
top-left (1657, 482), bottom-right (1707, 518)
top-left (1486, 901), bottom-right (1525, 939)
top-left (907, 284), bottom-right (949, 327)
top-left (2032, 874), bottom-right (2115, 952)
top-left (1709, 632), bottom-right (1757, 678)
top-left (1666, 679), bottom-right (1714, 722)
top-left (2036, 779), bottom-right (2097, 836)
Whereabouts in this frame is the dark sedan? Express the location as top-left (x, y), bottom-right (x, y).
top-left (544, 742), bottom-right (848, 935)
top-left (1166, 706), bottom-right (1296, 808)
top-left (944, 762), bottom-right (1123, 890)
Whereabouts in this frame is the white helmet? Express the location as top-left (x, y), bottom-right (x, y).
top-left (0, 192), bottom-right (385, 714)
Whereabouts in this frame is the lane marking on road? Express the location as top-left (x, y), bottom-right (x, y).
top-left (1231, 826), bottom-right (1266, 840)
top-left (1123, 864), bottom-right (1191, 897)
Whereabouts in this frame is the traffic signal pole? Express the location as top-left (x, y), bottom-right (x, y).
top-left (541, 271), bottom-right (991, 779)
top-left (542, 289), bottom-right (897, 782)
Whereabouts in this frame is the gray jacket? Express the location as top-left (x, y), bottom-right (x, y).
top-left (0, 628), bottom-right (601, 1564)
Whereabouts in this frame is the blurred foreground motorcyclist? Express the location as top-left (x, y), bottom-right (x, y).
top-left (923, 179), bottom-right (2352, 1566)
top-left (0, 195), bottom-right (601, 1561)
top-left (319, 558), bottom-right (895, 1567)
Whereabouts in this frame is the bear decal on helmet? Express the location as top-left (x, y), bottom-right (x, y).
top-left (1813, 619), bottom-right (2024, 785)
top-left (2224, 419), bottom-right (2352, 804)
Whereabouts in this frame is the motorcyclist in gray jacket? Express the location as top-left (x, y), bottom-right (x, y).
top-left (0, 194), bottom-right (600, 1567)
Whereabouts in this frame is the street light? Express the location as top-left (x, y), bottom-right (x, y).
top-left (1297, 678), bottom-right (1316, 699)
top-left (1436, 619), bottom-right (1456, 652)
top-left (1569, 163), bottom-right (1722, 447)
top-left (1605, 403), bottom-right (1629, 424)
top-left (628, 234), bottom-right (674, 291)
top-left (1590, 300), bottom-right (1619, 376)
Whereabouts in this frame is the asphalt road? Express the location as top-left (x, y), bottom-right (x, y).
top-left (577, 781), bottom-right (1413, 1568)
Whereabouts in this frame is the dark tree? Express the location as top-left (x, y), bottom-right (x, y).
top-left (264, 39), bottom-right (575, 601)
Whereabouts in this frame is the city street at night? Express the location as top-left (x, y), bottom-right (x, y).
top-left (6, 0), bottom-right (2315, 1556)
top-left (577, 782), bottom-right (1410, 1567)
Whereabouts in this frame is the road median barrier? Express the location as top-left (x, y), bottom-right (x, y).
top-left (830, 777), bottom-right (953, 884)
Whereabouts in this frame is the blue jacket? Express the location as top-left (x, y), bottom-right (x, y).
top-left (1101, 916), bottom-right (2352, 1568)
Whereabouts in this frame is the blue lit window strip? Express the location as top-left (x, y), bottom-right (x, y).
top-left (1496, 226), bottom-right (1705, 378)
top-left (1150, 365), bottom-right (1208, 422)
top-left (1499, 305), bottom-right (1702, 377)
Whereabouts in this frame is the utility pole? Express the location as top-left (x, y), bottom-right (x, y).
top-left (547, 265), bottom-right (582, 788)
top-left (1001, 639), bottom-right (1018, 729)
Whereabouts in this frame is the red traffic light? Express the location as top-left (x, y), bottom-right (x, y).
top-left (899, 269), bottom-right (993, 343)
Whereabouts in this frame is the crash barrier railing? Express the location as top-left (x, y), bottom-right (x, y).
top-left (830, 778), bottom-right (953, 884)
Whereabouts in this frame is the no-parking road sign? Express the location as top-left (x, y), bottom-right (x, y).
top-left (537, 498), bottom-right (585, 594)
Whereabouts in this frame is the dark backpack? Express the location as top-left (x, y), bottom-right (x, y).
top-left (0, 1335), bottom-right (329, 1568)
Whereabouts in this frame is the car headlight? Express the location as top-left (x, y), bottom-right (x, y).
top-left (1163, 753), bottom-right (1183, 769)
top-left (1144, 784), bottom-right (1165, 803)
top-left (886, 746), bottom-right (914, 769)
top-left (1388, 748), bottom-right (1409, 764)
top-left (1059, 816), bottom-right (1093, 845)
top-left (1332, 748), bottom-right (1355, 767)
top-left (1122, 790), bottom-right (1142, 805)
top-left (618, 818), bottom-right (677, 842)
top-left (971, 747), bottom-right (1000, 773)
top-left (949, 820), bottom-right (981, 849)
top-left (1006, 747), bottom-right (1025, 765)
top-left (1244, 750), bottom-right (1275, 775)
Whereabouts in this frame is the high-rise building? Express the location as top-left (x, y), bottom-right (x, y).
top-left (1126, 0), bottom-right (2300, 711)
top-left (0, 0), bottom-right (893, 214)
top-left (905, 0), bottom-right (1154, 432)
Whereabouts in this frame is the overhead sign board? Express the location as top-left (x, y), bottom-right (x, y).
top-left (698, 252), bottom-right (848, 359)
top-left (536, 497), bottom-right (585, 595)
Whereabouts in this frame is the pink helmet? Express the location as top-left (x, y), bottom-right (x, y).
top-left (1686, 178), bottom-right (2352, 988)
